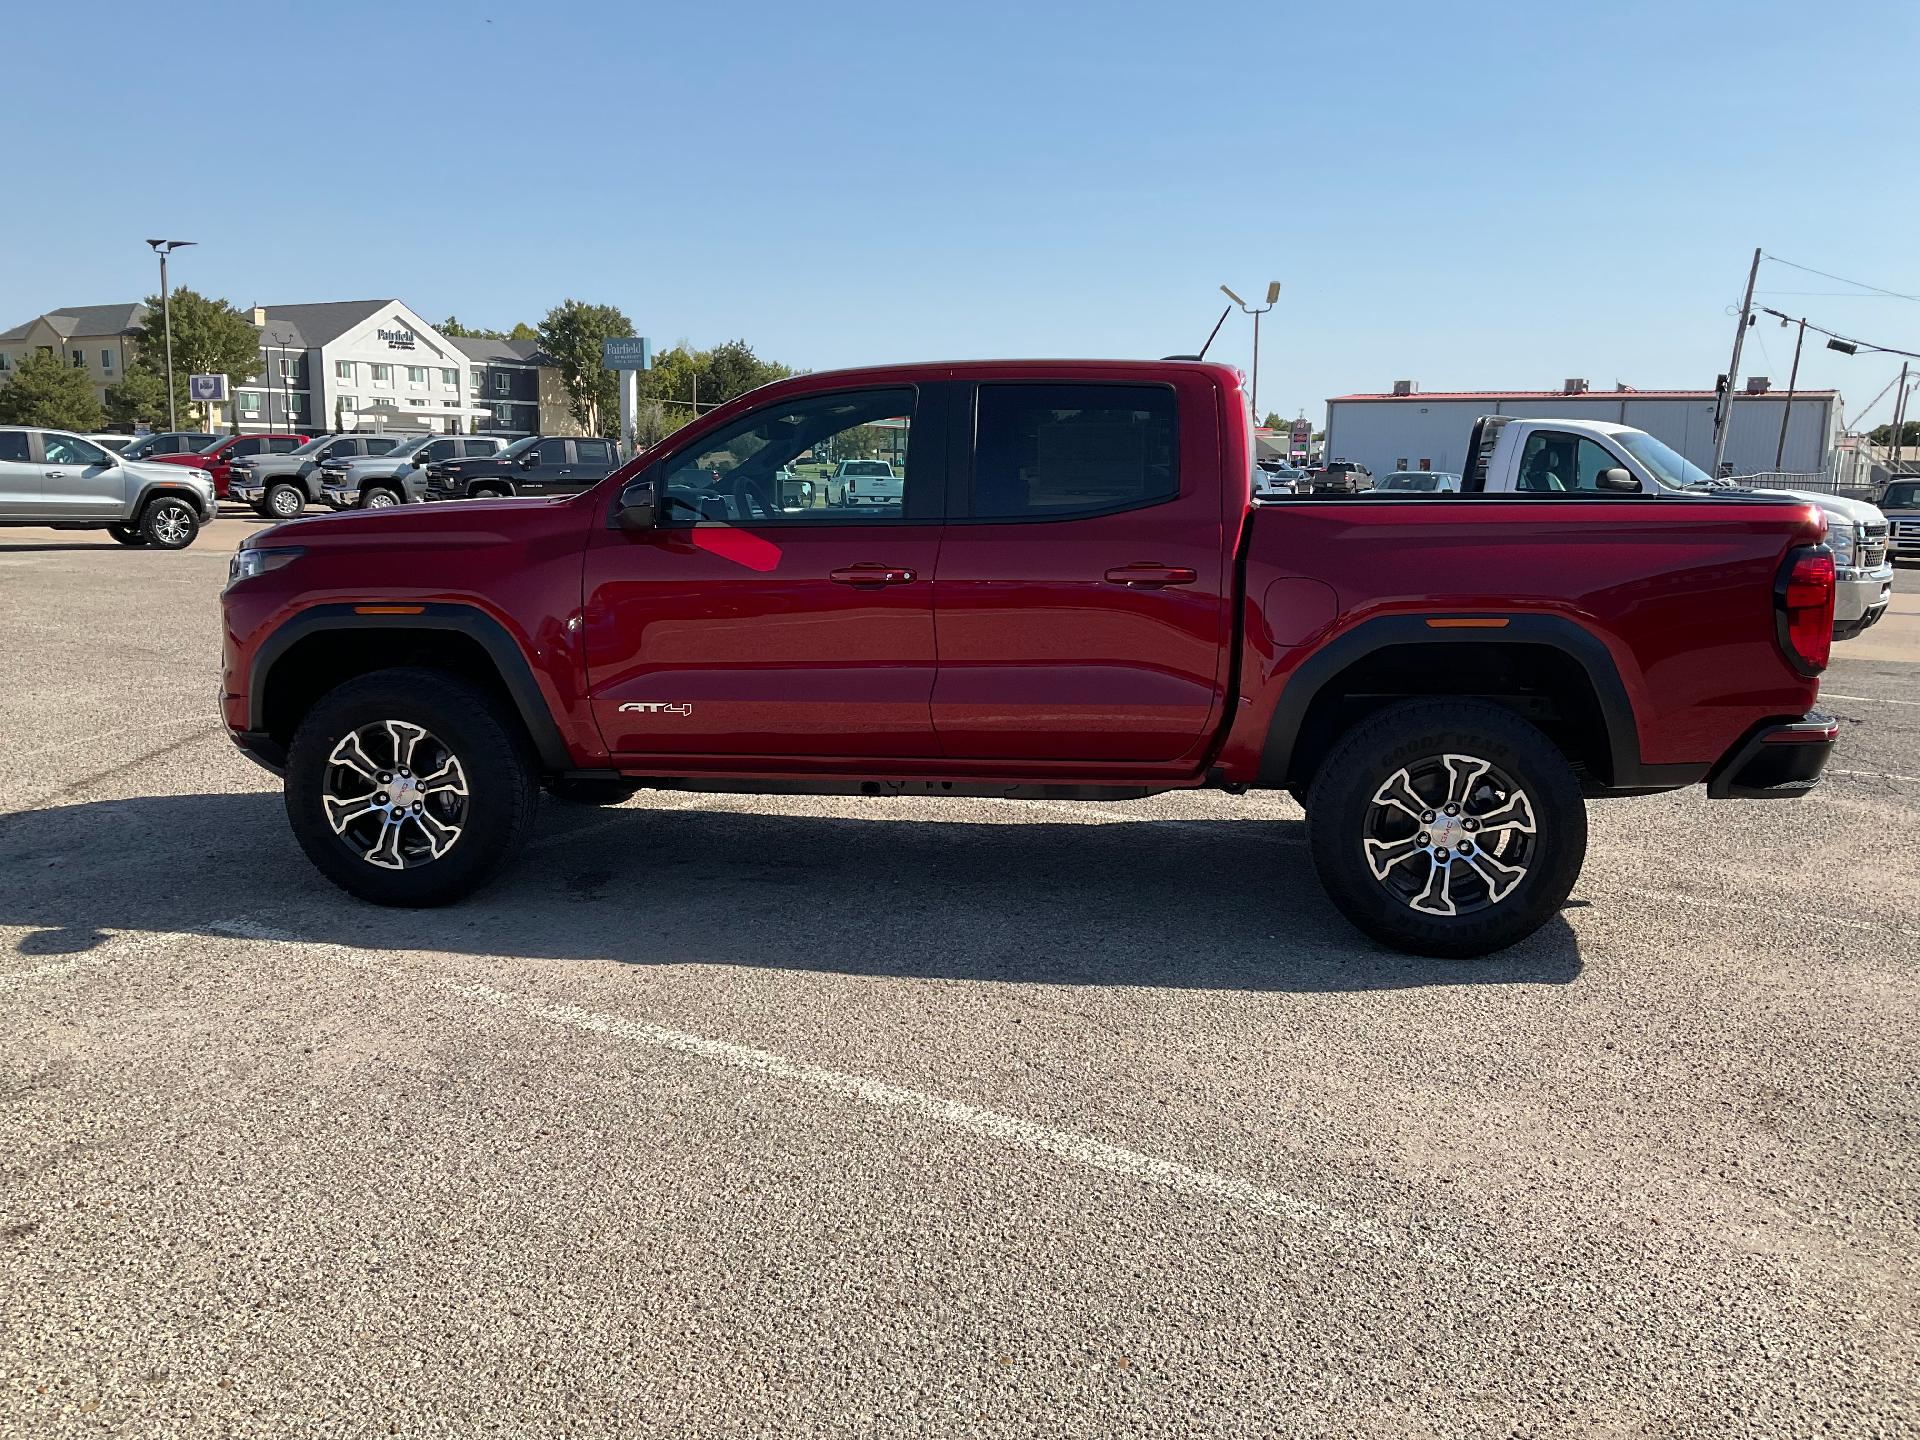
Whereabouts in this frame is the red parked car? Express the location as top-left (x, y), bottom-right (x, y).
top-left (153, 432), bottom-right (310, 497)
top-left (219, 360), bottom-right (1836, 956)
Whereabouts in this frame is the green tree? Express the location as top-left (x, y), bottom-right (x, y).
top-left (104, 365), bottom-right (169, 429)
top-left (1869, 420), bottom-right (1920, 447)
top-left (699, 339), bottom-right (794, 406)
top-left (508, 321), bottom-right (538, 341)
top-left (537, 299), bottom-right (635, 438)
top-left (0, 349), bottom-right (104, 429)
top-left (439, 315), bottom-right (506, 340)
top-left (125, 289), bottom-right (263, 428)
top-left (1261, 411), bottom-right (1284, 430)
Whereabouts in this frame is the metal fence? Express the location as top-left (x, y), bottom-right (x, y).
top-left (1726, 470), bottom-right (1879, 500)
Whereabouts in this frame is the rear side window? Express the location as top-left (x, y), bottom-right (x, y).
top-left (363, 438), bottom-right (398, 455)
top-left (574, 439), bottom-right (614, 467)
top-left (971, 384), bottom-right (1176, 520)
top-left (268, 437), bottom-right (302, 453)
top-left (0, 432), bottom-right (28, 463)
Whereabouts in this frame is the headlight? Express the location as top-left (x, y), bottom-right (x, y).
top-left (1827, 521), bottom-right (1856, 567)
top-left (226, 545), bottom-right (303, 589)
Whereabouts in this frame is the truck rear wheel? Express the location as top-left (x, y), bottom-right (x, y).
top-left (284, 667), bottom-right (538, 906)
top-left (1305, 699), bottom-right (1585, 958)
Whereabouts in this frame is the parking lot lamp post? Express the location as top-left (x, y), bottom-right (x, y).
top-left (145, 239), bottom-right (195, 432)
top-left (1221, 281), bottom-right (1281, 422)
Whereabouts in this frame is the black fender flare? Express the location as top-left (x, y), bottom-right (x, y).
top-left (1255, 613), bottom-right (1700, 792)
top-left (131, 479), bottom-right (214, 521)
top-left (248, 602), bottom-right (574, 772)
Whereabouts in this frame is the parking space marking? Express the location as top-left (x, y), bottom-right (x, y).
top-left (1608, 884), bottom-right (1920, 941)
top-left (1829, 767), bottom-right (1920, 785)
top-left (1821, 693), bottom-right (1920, 707)
top-left (207, 914), bottom-right (1410, 1256)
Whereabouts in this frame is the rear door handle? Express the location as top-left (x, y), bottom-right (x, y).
top-left (830, 565), bottom-right (917, 587)
top-left (1104, 564), bottom-right (1197, 589)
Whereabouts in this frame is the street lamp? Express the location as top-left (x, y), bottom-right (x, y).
top-left (1221, 280), bottom-right (1281, 422)
top-left (145, 239), bottom-right (195, 432)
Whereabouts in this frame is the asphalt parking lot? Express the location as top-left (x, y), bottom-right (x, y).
top-left (2, 515), bottom-right (1915, 1438)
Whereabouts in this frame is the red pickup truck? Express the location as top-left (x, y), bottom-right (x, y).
top-left (220, 360), bottom-right (1838, 957)
top-left (154, 432), bottom-right (310, 496)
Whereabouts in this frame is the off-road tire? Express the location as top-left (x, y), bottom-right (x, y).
top-left (1305, 699), bottom-right (1586, 958)
top-left (107, 522), bottom-right (145, 546)
top-left (139, 496), bottom-right (200, 550)
top-left (543, 778), bottom-right (641, 806)
top-left (263, 483), bottom-right (306, 519)
top-left (285, 667), bottom-right (539, 906)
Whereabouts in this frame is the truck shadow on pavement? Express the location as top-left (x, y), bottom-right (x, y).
top-left (0, 793), bottom-right (1582, 993)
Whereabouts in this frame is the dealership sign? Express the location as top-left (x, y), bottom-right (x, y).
top-left (188, 373), bottom-right (228, 402)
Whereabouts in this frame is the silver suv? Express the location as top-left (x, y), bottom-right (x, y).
top-left (0, 426), bottom-right (216, 549)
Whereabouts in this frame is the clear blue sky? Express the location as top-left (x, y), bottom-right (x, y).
top-left (7, 0), bottom-right (1917, 427)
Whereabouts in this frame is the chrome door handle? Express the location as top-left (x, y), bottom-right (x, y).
top-left (829, 565), bottom-right (917, 586)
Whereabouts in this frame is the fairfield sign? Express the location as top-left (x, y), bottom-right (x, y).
top-left (377, 327), bottom-right (417, 350)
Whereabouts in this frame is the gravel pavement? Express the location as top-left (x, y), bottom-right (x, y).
top-left (2, 516), bottom-right (1915, 1438)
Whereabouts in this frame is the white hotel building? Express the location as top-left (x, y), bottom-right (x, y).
top-left (237, 300), bottom-right (543, 436)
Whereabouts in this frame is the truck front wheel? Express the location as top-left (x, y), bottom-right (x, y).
top-left (284, 667), bottom-right (538, 906)
top-left (140, 496), bottom-right (200, 550)
top-left (263, 483), bottom-right (306, 519)
top-left (359, 486), bottom-right (402, 509)
top-left (1305, 699), bottom-right (1586, 958)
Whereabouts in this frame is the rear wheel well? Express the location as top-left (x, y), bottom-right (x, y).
top-left (1284, 642), bottom-right (1615, 792)
top-left (260, 628), bottom-right (529, 758)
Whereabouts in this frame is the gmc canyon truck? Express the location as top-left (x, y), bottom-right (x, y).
top-left (221, 360), bottom-right (1839, 957)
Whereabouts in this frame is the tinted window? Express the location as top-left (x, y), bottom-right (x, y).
top-left (971, 384), bottom-right (1176, 519)
top-left (232, 438), bottom-right (269, 457)
top-left (659, 387), bottom-right (917, 525)
top-left (422, 439), bottom-right (458, 461)
top-left (536, 439), bottom-right (569, 465)
top-left (363, 438), bottom-right (399, 455)
top-left (574, 439), bottom-right (614, 468)
top-left (0, 432), bottom-right (28, 463)
top-left (44, 434), bottom-right (111, 465)
top-left (463, 439), bottom-right (502, 458)
top-left (268, 437), bottom-right (302, 453)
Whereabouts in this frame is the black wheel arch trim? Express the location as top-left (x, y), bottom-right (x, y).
top-left (1256, 613), bottom-right (1702, 793)
top-left (247, 603), bottom-right (573, 772)
top-left (132, 480), bottom-right (215, 521)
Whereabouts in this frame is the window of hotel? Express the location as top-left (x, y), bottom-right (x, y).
top-left (0, 353), bottom-right (9, 371)
top-left (338, 395), bottom-right (356, 415)
top-left (468, 369), bottom-right (481, 395)
top-left (409, 398), bottom-right (429, 408)
top-left (278, 357), bottom-right (296, 381)
top-left (493, 372), bottom-right (511, 396)
top-left (406, 366), bottom-right (427, 385)
top-left (101, 349), bottom-right (113, 370)
top-left (440, 368), bottom-right (458, 388)
top-left (336, 360), bottom-right (354, 383)
top-left (72, 349), bottom-right (85, 367)
top-left (239, 393), bottom-right (263, 417)
top-left (372, 364), bottom-right (392, 385)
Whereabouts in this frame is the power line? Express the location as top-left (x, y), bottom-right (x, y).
top-left (1763, 254), bottom-right (1920, 305)
top-left (1755, 305), bottom-right (1920, 361)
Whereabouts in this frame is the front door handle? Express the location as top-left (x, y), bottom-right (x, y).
top-left (1104, 563), bottom-right (1197, 589)
top-left (830, 565), bottom-right (917, 587)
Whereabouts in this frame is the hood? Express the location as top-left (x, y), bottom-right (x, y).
top-left (249, 492), bottom-right (564, 548)
top-left (1750, 488), bottom-right (1885, 527)
top-left (126, 457), bottom-right (211, 485)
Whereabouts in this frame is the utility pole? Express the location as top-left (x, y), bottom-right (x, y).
top-left (1712, 247), bottom-right (1762, 479)
top-left (1774, 316), bottom-right (1806, 472)
top-left (1894, 363), bottom-right (1911, 471)
top-left (145, 239), bottom-right (195, 433)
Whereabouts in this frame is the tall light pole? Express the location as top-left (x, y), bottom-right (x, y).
top-left (1221, 281), bottom-right (1281, 422)
top-left (145, 239), bottom-right (195, 432)
top-left (1711, 247), bottom-right (1761, 479)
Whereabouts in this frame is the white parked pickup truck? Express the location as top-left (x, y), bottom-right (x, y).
top-left (1461, 416), bottom-right (1893, 642)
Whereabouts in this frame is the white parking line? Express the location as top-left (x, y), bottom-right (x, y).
top-left (1607, 884), bottom-right (1920, 941)
top-left (1829, 767), bottom-right (1920, 785)
top-left (206, 914), bottom-right (1408, 1255)
top-left (1822, 693), bottom-right (1920, 707)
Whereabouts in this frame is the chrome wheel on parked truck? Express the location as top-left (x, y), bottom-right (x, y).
top-left (1306, 699), bottom-right (1584, 958)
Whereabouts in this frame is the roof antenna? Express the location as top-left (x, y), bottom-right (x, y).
top-left (1165, 305), bottom-right (1233, 363)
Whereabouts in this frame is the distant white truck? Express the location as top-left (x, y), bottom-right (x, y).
top-left (1462, 415), bottom-right (1892, 641)
top-left (829, 458), bottom-right (902, 507)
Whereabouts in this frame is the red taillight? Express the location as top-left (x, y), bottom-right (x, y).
top-left (1775, 546), bottom-right (1835, 675)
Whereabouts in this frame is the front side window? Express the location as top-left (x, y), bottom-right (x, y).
top-left (231, 438), bottom-right (268, 457)
top-left (535, 439), bottom-right (569, 465)
top-left (658, 387), bottom-right (917, 525)
top-left (44, 433), bottom-right (111, 465)
top-left (1516, 432), bottom-right (1632, 494)
top-left (970, 383), bottom-right (1177, 520)
top-left (422, 439), bottom-right (458, 462)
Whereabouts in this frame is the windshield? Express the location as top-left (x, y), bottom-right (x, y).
top-left (1613, 431), bottom-right (1713, 490)
top-left (497, 436), bottom-right (541, 460)
top-left (1881, 480), bottom-right (1920, 510)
